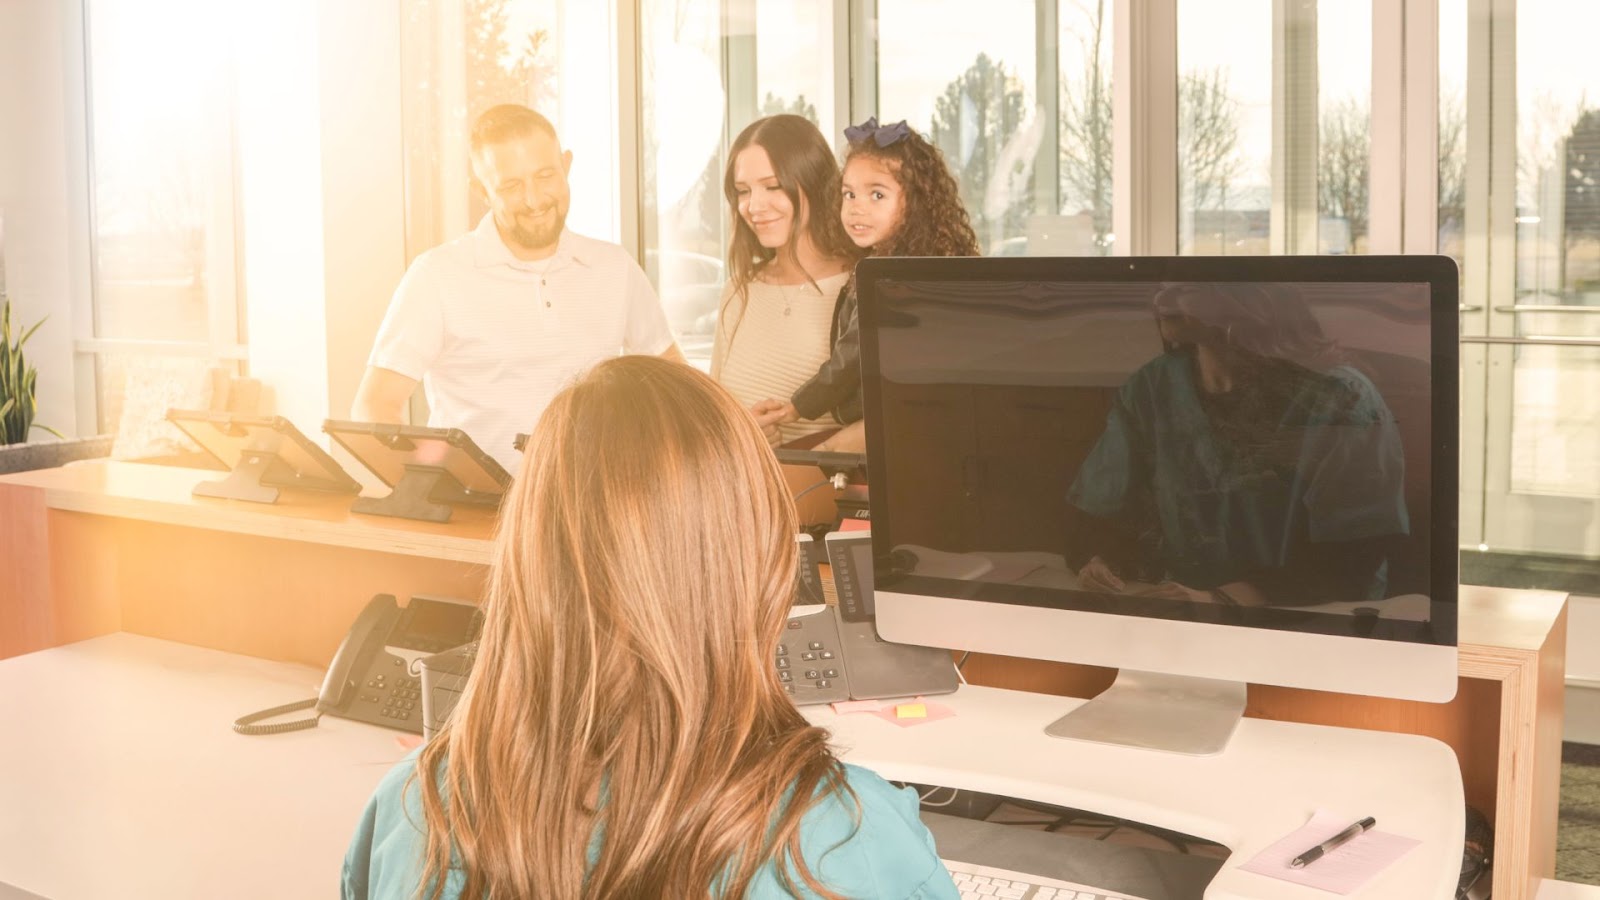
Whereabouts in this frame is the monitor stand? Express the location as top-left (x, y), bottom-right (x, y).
top-left (350, 465), bottom-right (466, 523)
top-left (1043, 670), bottom-right (1245, 756)
top-left (191, 451), bottom-right (293, 504)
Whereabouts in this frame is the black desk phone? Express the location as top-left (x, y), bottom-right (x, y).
top-left (779, 533), bottom-right (959, 707)
top-left (823, 531), bottom-right (959, 701)
top-left (233, 593), bottom-right (482, 736)
top-left (781, 534), bottom-right (852, 705)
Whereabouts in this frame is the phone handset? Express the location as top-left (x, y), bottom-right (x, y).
top-left (233, 594), bottom-right (401, 736)
top-left (316, 594), bottom-right (401, 713)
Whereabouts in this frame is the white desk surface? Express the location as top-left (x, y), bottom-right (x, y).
top-left (0, 634), bottom-right (406, 900)
top-left (0, 635), bottom-right (1462, 900)
top-left (806, 691), bottom-right (1463, 900)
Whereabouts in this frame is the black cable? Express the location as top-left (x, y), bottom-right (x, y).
top-left (990, 796), bottom-right (1194, 854)
top-left (233, 697), bottom-right (320, 735)
top-left (792, 480), bottom-right (833, 502)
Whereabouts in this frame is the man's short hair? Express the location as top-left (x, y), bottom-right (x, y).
top-left (470, 104), bottom-right (559, 156)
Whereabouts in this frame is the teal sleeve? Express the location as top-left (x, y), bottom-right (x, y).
top-left (342, 749), bottom-right (462, 900)
top-left (752, 763), bottom-right (960, 899)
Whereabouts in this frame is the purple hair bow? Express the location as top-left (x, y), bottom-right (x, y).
top-left (844, 117), bottom-right (911, 147)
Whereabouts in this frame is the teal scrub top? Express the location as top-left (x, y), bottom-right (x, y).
top-left (342, 748), bottom-right (960, 900)
top-left (1068, 351), bottom-right (1408, 597)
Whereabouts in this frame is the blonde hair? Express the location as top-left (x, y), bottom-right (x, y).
top-left (415, 355), bottom-right (855, 899)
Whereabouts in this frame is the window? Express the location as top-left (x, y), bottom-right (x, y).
top-left (1438, 0), bottom-right (1467, 271)
top-left (1502, 0), bottom-right (1600, 537)
top-left (639, 0), bottom-right (726, 367)
top-left (84, 0), bottom-right (244, 433)
top-left (1452, 0), bottom-right (1600, 567)
top-left (1056, 0), bottom-right (1115, 255)
top-left (1176, 0), bottom-right (1267, 255)
top-left (878, 0), bottom-right (1039, 256)
top-left (639, 0), bottom-right (840, 368)
top-left (1315, 0), bottom-right (1370, 255)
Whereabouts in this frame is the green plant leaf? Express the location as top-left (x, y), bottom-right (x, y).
top-left (17, 316), bottom-right (46, 349)
top-left (0, 296), bottom-right (54, 443)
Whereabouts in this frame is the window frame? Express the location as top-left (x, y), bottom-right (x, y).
top-left (77, 0), bottom-right (249, 436)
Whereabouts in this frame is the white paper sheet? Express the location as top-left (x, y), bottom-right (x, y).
top-left (1239, 809), bottom-right (1422, 894)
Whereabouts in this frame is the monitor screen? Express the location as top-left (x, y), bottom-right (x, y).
top-left (859, 258), bottom-right (1457, 652)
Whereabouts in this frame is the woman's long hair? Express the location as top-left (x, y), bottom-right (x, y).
top-left (1153, 282), bottom-right (1345, 371)
top-left (720, 115), bottom-right (862, 351)
top-left (415, 356), bottom-right (854, 899)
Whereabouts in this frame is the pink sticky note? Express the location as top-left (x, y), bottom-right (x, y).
top-left (1240, 810), bottom-right (1420, 894)
top-left (869, 700), bottom-right (957, 728)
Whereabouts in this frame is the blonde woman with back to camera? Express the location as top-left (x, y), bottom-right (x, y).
top-left (341, 355), bottom-right (960, 899)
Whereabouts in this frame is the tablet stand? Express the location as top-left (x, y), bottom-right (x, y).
top-left (192, 450), bottom-right (300, 504)
top-left (349, 465), bottom-right (473, 523)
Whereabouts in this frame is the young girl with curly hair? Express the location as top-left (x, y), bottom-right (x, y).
top-left (753, 118), bottom-right (981, 451)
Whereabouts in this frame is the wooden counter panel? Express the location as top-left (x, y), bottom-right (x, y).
top-left (1, 461), bottom-right (496, 564)
top-left (104, 517), bottom-right (486, 669)
top-left (1, 484), bottom-right (58, 657)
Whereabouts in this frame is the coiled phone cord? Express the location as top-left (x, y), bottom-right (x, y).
top-left (233, 697), bottom-right (321, 735)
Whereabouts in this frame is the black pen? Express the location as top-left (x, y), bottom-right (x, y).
top-left (1290, 816), bottom-right (1376, 868)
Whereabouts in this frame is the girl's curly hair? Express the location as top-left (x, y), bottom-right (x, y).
top-left (845, 127), bottom-right (981, 259)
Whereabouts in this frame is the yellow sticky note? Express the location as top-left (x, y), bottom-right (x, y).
top-left (895, 703), bottom-right (927, 719)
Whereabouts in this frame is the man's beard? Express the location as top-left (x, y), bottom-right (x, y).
top-left (504, 208), bottom-right (565, 251)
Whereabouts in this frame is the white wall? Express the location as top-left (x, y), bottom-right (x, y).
top-left (316, 1), bottom-right (406, 427)
top-left (0, 0), bottom-right (89, 439)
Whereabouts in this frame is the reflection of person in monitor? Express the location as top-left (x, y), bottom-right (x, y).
top-left (352, 104), bottom-right (683, 473)
top-left (1065, 283), bottom-right (1409, 608)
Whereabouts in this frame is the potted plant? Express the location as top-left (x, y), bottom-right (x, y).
top-left (0, 295), bottom-right (112, 474)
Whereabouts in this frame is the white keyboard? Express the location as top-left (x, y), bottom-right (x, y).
top-left (943, 858), bottom-right (1149, 900)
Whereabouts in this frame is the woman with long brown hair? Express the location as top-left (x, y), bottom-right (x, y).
top-left (342, 356), bottom-right (958, 899)
top-left (711, 114), bottom-right (864, 448)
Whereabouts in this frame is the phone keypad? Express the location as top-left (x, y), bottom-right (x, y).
top-left (777, 616), bottom-right (849, 705)
top-left (359, 670), bottom-right (424, 731)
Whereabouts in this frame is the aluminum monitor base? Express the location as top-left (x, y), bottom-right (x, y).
top-left (1044, 669), bottom-right (1246, 756)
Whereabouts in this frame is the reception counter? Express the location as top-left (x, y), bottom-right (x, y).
top-left (0, 459), bottom-right (1569, 899)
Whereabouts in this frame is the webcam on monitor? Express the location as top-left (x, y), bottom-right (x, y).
top-left (165, 410), bottom-right (362, 504)
top-left (322, 421), bottom-right (512, 523)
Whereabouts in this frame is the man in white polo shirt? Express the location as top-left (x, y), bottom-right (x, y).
top-left (353, 104), bottom-right (683, 471)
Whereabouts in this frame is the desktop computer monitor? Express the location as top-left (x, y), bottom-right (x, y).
top-left (855, 255), bottom-right (1459, 754)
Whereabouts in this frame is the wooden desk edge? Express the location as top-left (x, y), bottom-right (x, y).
top-left (0, 461), bottom-right (495, 565)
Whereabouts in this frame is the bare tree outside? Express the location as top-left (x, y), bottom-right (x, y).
top-left (1058, 0), bottom-right (1113, 245)
top-left (1515, 90), bottom-right (1587, 298)
top-left (1318, 96), bottom-right (1370, 253)
top-left (1174, 67), bottom-right (1249, 254)
top-left (930, 53), bottom-right (1032, 250)
top-left (1057, 15), bottom-right (1244, 256)
top-left (1562, 106), bottom-right (1600, 292)
top-left (1180, 68), bottom-right (1244, 214)
top-left (1437, 87), bottom-right (1467, 267)
top-left (1517, 90), bottom-right (1579, 212)
top-left (759, 92), bottom-right (819, 124)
